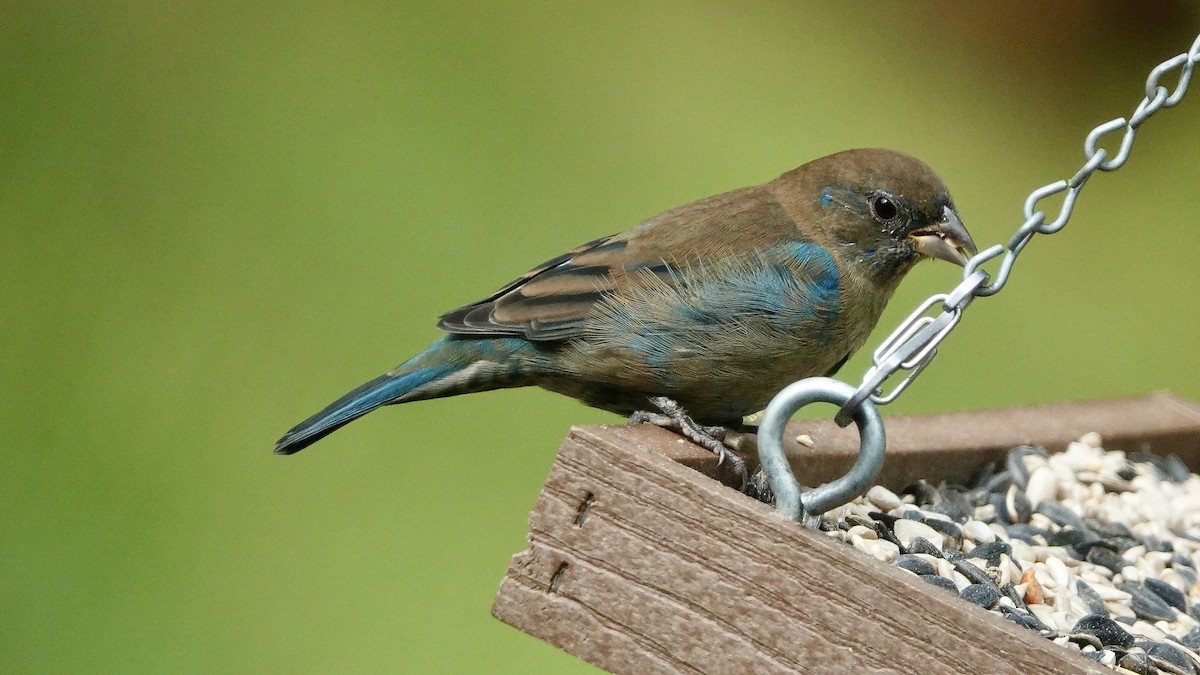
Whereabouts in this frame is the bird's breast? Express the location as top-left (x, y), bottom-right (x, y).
top-left (539, 241), bottom-right (893, 421)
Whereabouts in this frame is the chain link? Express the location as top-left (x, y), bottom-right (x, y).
top-left (834, 32), bottom-right (1200, 427)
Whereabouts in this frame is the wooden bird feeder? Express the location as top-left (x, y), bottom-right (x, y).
top-left (491, 392), bottom-right (1200, 674)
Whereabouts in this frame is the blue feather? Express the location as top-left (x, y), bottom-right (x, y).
top-left (276, 149), bottom-right (972, 453)
top-left (274, 336), bottom-right (537, 454)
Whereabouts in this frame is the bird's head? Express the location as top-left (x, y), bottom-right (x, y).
top-left (783, 148), bottom-right (977, 284)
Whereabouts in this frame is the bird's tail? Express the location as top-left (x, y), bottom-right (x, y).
top-left (274, 336), bottom-right (537, 455)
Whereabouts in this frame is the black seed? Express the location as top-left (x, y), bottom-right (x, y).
top-left (1145, 535), bottom-right (1175, 553)
top-left (1145, 578), bottom-right (1188, 612)
top-left (923, 518), bottom-right (963, 541)
top-left (1171, 553), bottom-right (1196, 569)
top-left (1086, 547), bottom-right (1125, 575)
top-left (1000, 605), bottom-right (1047, 631)
top-left (1117, 650), bottom-right (1154, 675)
top-left (866, 511), bottom-right (900, 527)
top-left (894, 554), bottom-right (937, 576)
top-left (984, 470), bottom-right (1014, 495)
top-left (874, 521), bottom-right (905, 551)
top-left (1116, 463), bottom-right (1139, 481)
top-left (968, 540), bottom-right (1012, 567)
top-left (1043, 528), bottom-right (1095, 549)
top-left (960, 583), bottom-right (1000, 609)
top-left (967, 459), bottom-right (998, 490)
top-left (845, 514), bottom-right (875, 529)
top-left (1072, 535), bottom-right (1118, 559)
top-left (1006, 446), bottom-right (1045, 489)
top-left (1145, 639), bottom-right (1197, 674)
top-left (1036, 501), bottom-right (1088, 531)
top-left (1105, 536), bottom-right (1144, 555)
top-left (907, 536), bottom-right (943, 557)
top-left (745, 469), bottom-right (774, 504)
top-left (1176, 566), bottom-right (1197, 588)
top-left (903, 480), bottom-right (940, 506)
top-left (1123, 582), bottom-right (1178, 622)
top-left (1130, 452), bottom-right (1173, 481)
top-left (1075, 580), bottom-right (1108, 617)
top-left (1006, 524), bottom-right (1048, 545)
top-left (1005, 484), bottom-right (1033, 524)
top-left (1041, 529), bottom-right (1081, 548)
top-left (1177, 625), bottom-right (1200, 650)
top-left (1001, 583), bottom-right (1028, 611)
top-left (1089, 520), bottom-right (1134, 539)
top-left (962, 487), bottom-right (990, 508)
top-left (920, 573), bottom-right (958, 593)
top-left (988, 493), bottom-right (1009, 524)
top-left (953, 559), bottom-right (995, 587)
top-left (1164, 454), bottom-right (1192, 483)
top-left (1073, 614), bottom-right (1135, 648)
top-left (929, 489), bottom-right (974, 523)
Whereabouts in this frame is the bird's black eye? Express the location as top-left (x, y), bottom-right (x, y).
top-left (870, 194), bottom-right (899, 222)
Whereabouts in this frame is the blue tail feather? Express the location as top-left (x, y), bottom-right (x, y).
top-left (274, 336), bottom-right (535, 454)
top-left (273, 367), bottom-right (447, 454)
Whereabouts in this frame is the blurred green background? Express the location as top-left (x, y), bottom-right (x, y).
top-left (4, 2), bottom-right (1199, 672)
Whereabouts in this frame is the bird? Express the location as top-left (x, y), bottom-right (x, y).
top-left (275, 148), bottom-right (976, 482)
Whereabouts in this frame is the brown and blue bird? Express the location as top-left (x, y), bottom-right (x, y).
top-left (275, 149), bottom-right (976, 480)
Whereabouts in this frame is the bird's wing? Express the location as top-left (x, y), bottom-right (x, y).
top-left (436, 232), bottom-right (673, 340)
top-left (437, 183), bottom-right (803, 341)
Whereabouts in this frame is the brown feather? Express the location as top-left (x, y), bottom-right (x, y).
top-left (435, 183), bottom-right (804, 340)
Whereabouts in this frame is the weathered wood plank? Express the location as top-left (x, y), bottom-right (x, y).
top-left (693, 391), bottom-right (1200, 490)
top-left (493, 393), bottom-right (1200, 673)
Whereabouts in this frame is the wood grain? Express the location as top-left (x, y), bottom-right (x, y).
top-left (493, 393), bottom-right (1200, 673)
top-left (718, 391), bottom-right (1200, 490)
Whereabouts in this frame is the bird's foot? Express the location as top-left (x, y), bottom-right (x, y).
top-left (629, 396), bottom-right (748, 490)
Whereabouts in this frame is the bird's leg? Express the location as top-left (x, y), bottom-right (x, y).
top-left (628, 408), bottom-right (728, 439)
top-left (629, 396), bottom-right (748, 490)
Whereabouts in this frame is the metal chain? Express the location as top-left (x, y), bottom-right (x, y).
top-left (832, 32), bottom-right (1200, 427)
top-left (757, 32), bottom-right (1200, 523)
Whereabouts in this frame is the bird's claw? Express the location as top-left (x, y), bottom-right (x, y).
top-left (629, 396), bottom-right (748, 491)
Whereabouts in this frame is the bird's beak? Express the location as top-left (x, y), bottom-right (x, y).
top-left (908, 206), bottom-right (977, 266)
